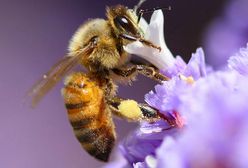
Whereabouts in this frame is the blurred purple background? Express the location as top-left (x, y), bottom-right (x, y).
top-left (204, 0), bottom-right (248, 68)
top-left (0, 0), bottom-right (226, 167)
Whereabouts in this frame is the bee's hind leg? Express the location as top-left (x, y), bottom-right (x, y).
top-left (108, 97), bottom-right (160, 122)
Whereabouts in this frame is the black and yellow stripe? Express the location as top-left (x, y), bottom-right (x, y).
top-left (62, 72), bottom-right (116, 162)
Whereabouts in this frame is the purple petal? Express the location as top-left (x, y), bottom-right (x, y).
top-left (120, 120), bottom-right (178, 165)
top-left (228, 43), bottom-right (248, 75)
top-left (184, 48), bottom-right (207, 79)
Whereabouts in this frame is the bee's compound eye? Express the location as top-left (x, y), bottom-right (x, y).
top-left (114, 16), bottom-right (137, 35)
top-left (120, 17), bottom-right (128, 24)
top-left (114, 16), bottom-right (129, 29)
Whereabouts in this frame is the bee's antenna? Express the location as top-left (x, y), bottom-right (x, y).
top-left (133, 0), bottom-right (147, 13)
top-left (137, 6), bottom-right (171, 23)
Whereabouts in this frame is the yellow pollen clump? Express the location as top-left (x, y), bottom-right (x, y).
top-left (118, 100), bottom-right (142, 120)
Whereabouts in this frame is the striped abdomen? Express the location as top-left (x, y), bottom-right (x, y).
top-left (61, 72), bottom-right (116, 162)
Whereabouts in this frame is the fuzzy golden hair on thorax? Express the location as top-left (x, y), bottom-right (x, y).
top-left (68, 18), bottom-right (122, 70)
top-left (68, 19), bottom-right (107, 56)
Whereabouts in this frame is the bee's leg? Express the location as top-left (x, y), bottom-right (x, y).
top-left (119, 34), bottom-right (161, 51)
top-left (112, 65), bottom-right (169, 83)
top-left (136, 64), bottom-right (170, 83)
top-left (108, 97), bottom-right (160, 122)
top-left (112, 66), bottom-right (137, 78)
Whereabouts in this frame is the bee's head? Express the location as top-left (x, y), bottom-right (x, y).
top-left (106, 5), bottom-right (144, 44)
top-left (106, 5), bottom-right (161, 51)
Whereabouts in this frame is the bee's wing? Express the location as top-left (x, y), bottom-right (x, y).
top-left (27, 44), bottom-right (94, 108)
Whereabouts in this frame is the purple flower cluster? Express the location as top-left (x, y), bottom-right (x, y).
top-left (144, 48), bottom-right (208, 128)
top-left (113, 44), bottom-right (248, 168)
top-left (158, 72), bottom-right (248, 168)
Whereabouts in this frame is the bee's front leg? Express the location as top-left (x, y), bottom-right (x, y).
top-left (135, 65), bottom-right (170, 83)
top-left (112, 65), bottom-right (169, 83)
top-left (112, 66), bottom-right (137, 77)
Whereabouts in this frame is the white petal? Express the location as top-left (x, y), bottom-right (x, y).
top-left (124, 9), bottom-right (175, 70)
top-left (138, 17), bottom-right (149, 34)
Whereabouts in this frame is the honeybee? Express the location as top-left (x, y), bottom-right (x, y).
top-left (28, 1), bottom-right (169, 162)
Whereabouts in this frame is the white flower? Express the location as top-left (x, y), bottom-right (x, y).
top-left (124, 10), bottom-right (175, 70)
